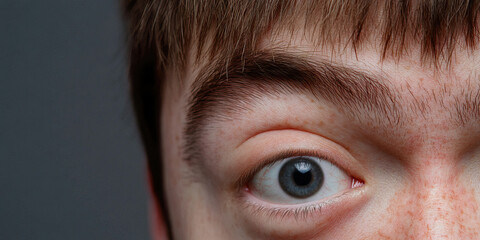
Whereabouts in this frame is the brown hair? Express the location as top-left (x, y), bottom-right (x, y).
top-left (122, 0), bottom-right (480, 236)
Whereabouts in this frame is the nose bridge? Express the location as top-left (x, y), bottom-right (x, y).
top-left (414, 168), bottom-right (457, 239)
top-left (409, 159), bottom-right (479, 239)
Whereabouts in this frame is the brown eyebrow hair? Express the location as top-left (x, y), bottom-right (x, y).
top-left (184, 51), bottom-right (401, 165)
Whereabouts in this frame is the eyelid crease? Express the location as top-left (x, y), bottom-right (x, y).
top-left (235, 127), bottom-right (322, 149)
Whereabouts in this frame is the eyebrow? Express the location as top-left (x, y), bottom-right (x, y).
top-left (183, 51), bottom-right (401, 163)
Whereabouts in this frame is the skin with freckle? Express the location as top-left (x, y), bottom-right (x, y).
top-left (156, 23), bottom-right (480, 238)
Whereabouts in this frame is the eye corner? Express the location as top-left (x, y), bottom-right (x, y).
top-left (351, 178), bottom-right (365, 189)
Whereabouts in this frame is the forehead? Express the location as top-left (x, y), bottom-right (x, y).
top-left (259, 29), bottom-right (480, 91)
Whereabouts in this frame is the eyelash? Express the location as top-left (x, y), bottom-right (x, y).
top-left (235, 149), bottom-right (337, 188)
top-left (244, 196), bottom-right (332, 221)
top-left (235, 149), bottom-right (361, 220)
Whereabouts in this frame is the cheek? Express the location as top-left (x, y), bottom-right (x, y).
top-left (360, 170), bottom-right (480, 239)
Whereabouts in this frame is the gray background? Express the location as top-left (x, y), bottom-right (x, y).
top-left (1, 0), bottom-right (150, 239)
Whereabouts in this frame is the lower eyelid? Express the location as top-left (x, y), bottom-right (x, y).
top-left (236, 184), bottom-right (368, 237)
top-left (238, 173), bottom-right (366, 225)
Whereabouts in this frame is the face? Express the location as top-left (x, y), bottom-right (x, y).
top-left (159, 30), bottom-right (480, 239)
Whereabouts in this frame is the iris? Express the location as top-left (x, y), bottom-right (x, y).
top-left (278, 157), bottom-right (324, 198)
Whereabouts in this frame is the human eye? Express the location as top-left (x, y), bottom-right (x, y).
top-left (241, 150), bottom-right (364, 218)
top-left (250, 154), bottom-right (358, 205)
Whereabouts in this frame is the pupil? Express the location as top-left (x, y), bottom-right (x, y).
top-left (293, 167), bottom-right (312, 186)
